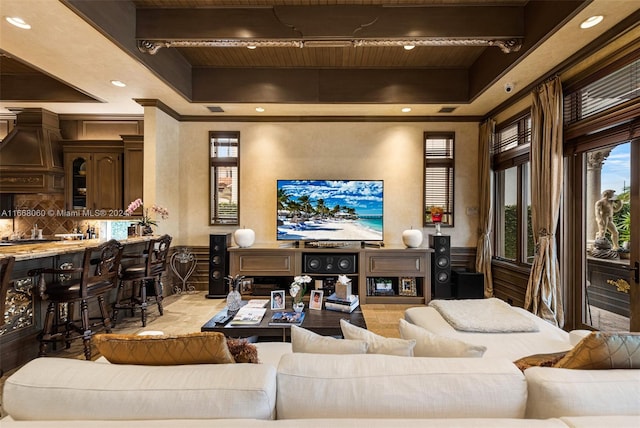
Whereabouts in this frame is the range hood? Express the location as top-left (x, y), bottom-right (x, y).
top-left (0, 108), bottom-right (64, 193)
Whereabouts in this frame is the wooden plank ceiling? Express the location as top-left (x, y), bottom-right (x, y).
top-left (3, 0), bottom-right (590, 107)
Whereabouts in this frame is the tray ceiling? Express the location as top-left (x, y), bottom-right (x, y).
top-left (0, 0), bottom-right (638, 117)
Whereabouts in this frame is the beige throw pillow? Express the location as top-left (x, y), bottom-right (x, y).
top-left (554, 331), bottom-right (640, 369)
top-left (340, 319), bottom-right (416, 356)
top-left (94, 332), bottom-right (236, 365)
top-left (291, 325), bottom-right (369, 354)
top-left (398, 319), bottom-right (486, 358)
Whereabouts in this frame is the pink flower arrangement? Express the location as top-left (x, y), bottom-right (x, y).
top-left (125, 198), bottom-right (169, 226)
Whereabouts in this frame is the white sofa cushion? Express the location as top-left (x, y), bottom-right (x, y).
top-left (0, 417), bottom-right (572, 427)
top-left (291, 324), bottom-right (368, 354)
top-left (340, 319), bottom-right (416, 356)
top-left (254, 342), bottom-right (292, 368)
top-left (404, 306), bottom-right (571, 360)
top-left (398, 319), bottom-right (486, 357)
top-left (3, 357), bottom-right (277, 421)
top-left (525, 367), bottom-right (640, 418)
top-left (560, 416), bottom-right (640, 428)
top-left (276, 353), bottom-right (527, 419)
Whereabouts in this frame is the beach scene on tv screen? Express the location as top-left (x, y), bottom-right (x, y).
top-left (277, 180), bottom-right (383, 241)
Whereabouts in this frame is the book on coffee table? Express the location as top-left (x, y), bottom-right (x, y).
top-left (325, 293), bottom-right (359, 313)
top-left (229, 307), bottom-right (267, 326)
top-left (268, 311), bottom-right (306, 326)
top-left (245, 299), bottom-right (270, 308)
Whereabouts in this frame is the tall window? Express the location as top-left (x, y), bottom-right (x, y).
top-left (210, 131), bottom-right (239, 225)
top-left (424, 132), bottom-right (454, 227)
top-left (564, 56), bottom-right (640, 126)
top-left (493, 114), bottom-right (534, 263)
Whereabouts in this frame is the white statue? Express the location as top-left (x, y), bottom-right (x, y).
top-left (594, 189), bottom-right (623, 250)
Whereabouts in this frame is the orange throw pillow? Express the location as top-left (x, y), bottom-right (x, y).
top-left (94, 332), bottom-right (235, 365)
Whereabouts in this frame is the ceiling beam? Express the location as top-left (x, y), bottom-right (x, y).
top-left (468, 0), bottom-right (588, 100)
top-left (191, 68), bottom-right (468, 104)
top-left (64, 0), bottom-right (193, 100)
top-left (136, 5), bottom-right (524, 41)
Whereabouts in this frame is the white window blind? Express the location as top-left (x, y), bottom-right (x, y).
top-left (564, 57), bottom-right (640, 125)
top-left (424, 133), bottom-right (454, 226)
top-left (210, 132), bottom-right (239, 225)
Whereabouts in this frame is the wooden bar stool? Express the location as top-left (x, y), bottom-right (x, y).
top-left (112, 234), bottom-right (172, 327)
top-left (28, 240), bottom-right (123, 360)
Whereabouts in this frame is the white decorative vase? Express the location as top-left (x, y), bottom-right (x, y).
top-left (402, 228), bottom-right (423, 248)
top-left (293, 302), bottom-right (305, 313)
top-left (234, 227), bottom-right (255, 248)
top-left (434, 222), bottom-right (442, 236)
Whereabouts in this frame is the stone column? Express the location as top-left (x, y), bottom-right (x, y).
top-left (586, 149), bottom-right (611, 245)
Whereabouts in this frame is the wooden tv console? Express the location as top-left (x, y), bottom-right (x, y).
top-left (228, 245), bottom-right (433, 305)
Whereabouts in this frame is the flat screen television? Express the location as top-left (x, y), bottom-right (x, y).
top-left (277, 180), bottom-right (383, 242)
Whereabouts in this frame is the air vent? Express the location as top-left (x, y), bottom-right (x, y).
top-left (207, 106), bottom-right (225, 113)
top-left (438, 106), bottom-right (457, 113)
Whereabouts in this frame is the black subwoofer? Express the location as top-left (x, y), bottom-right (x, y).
top-left (453, 270), bottom-right (484, 299)
top-left (303, 253), bottom-right (357, 274)
top-left (429, 235), bottom-right (452, 299)
top-left (207, 233), bottom-right (232, 298)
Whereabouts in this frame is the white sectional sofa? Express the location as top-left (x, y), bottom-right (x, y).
top-left (2, 342), bottom-right (639, 427)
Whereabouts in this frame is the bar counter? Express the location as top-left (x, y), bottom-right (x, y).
top-left (0, 236), bottom-right (153, 261)
top-left (0, 236), bottom-right (154, 373)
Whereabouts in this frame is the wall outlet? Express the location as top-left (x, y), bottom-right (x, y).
top-left (466, 207), bottom-right (479, 216)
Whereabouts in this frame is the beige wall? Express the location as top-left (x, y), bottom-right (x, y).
top-left (144, 107), bottom-right (181, 241)
top-left (149, 118), bottom-right (481, 248)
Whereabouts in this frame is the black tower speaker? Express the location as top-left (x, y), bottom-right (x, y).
top-left (207, 233), bottom-right (232, 298)
top-left (429, 235), bottom-right (452, 299)
top-left (453, 270), bottom-right (485, 299)
top-left (303, 253), bottom-right (357, 274)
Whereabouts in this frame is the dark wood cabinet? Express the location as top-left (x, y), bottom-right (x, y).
top-left (122, 135), bottom-right (144, 214)
top-left (229, 246), bottom-right (432, 305)
top-left (62, 141), bottom-right (124, 211)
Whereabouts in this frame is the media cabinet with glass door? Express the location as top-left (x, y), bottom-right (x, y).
top-left (228, 245), bottom-right (433, 305)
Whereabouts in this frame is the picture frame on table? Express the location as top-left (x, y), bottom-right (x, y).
top-left (374, 278), bottom-right (394, 295)
top-left (240, 278), bottom-right (254, 295)
top-left (271, 290), bottom-right (286, 311)
top-left (399, 277), bottom-right (417, 296)
top-left (309, 290), bottom-right (324, 310)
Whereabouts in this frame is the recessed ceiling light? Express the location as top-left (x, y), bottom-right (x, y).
top-left (580, 15), bottom-right (603, 29)
top-left (110, 80), bottom-right (126, 87)
top-left (247, 45), bottom-right (257, 50)
top-left (403, 45), bottom-right (415, 51)
top-left (255, 107), bottom-right (265, 112)
top-left (6, 17), bottom-right (31, 30)
top-left (401, 107), bottom-right (412, 113)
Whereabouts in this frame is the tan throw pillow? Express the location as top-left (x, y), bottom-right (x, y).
top-left (291, 325), bottom-right (368, 354)
top-left (513, 352), bottom-right (567, 371)
top-left (554, 332), bottom-right (640, 369)
top-left (340, 319), bottom-right (416, 356)
top-left (94, 332), bottom-right (236, 365)
top-left (398, 319), bottom-right (486, 358)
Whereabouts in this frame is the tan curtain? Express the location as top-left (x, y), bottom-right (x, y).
top-left (476, 119), bottom-right (495, 297)
top-left (525, 76), bottom-right (564, 327)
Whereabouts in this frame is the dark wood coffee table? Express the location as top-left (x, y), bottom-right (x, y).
top-left (201, 305), bottom-right (367, 342)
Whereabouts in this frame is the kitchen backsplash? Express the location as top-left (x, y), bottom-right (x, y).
top-left (8, 194), bottom-right (99, 239)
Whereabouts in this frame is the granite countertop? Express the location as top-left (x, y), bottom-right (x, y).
top-left (0, 236), bottom-right (152, 261)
